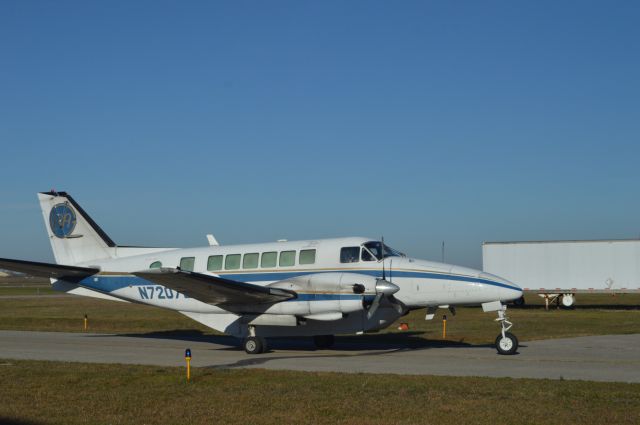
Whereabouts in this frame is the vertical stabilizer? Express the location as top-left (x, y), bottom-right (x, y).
top-left (38, 191), bottom-right (116, 265)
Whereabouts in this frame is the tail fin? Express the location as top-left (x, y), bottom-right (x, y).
top-left (38, 191), bottom-right (116, 265)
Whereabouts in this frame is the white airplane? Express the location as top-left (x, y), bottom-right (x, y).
top-left (0, 191), bottom-right (523, 355)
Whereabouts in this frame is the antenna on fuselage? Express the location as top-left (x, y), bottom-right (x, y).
top-left (381, 236), bottom-right (386, 280)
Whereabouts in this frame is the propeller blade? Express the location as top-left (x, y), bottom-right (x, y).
top-left (367, 293), bottom-right (383, 319)
top-left (389, 296), bottom-right (406, 314)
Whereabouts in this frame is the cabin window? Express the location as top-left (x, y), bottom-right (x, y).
top-left (243, 253), bottom-right (259, 269)
top-left (362, 241), bottom-right (403, 260)
top-left (149, 261), bottom-right (162, 269)
top-left (207, 255), bottom-right (223, 271)
top-left (225, 254), bottom-right (241, 270)
top-left (340, 247), bottom-right (360, 263)
top-left (299, 249), bottom-right (316, 265)
top-left (279, 250), bottom-right (296, 267)
top-left (261, 251), bottom-right (277, 268)
top-left (361, 247), bottom-right (377, 262)
top-left (179, 257), bottom-right (195, 271)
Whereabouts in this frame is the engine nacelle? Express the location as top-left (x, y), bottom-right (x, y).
top-left (262, 272), bottom-right (378, 316)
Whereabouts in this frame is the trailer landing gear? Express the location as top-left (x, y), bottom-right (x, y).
top-left (540, 293), bottom-right (575, 310)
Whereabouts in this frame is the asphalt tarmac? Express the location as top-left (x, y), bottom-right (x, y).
top-left (1, 330), bottom-right (638, 383)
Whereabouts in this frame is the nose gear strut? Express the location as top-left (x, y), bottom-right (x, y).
top-left (482, 301), bottom-right (518, 355)
top-left (494, 304), bottom-right (518, 355)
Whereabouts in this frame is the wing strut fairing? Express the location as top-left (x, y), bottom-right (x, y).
top-left (133, 268), bottom-right (297, 305)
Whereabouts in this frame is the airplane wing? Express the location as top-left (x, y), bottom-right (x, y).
top-left (0, 258), bottom-right (99, 280)
top-left (133, 268), bottom-right (297, 305)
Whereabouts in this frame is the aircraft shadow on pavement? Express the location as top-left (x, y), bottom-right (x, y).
top-left (206, 335), bottom-right (510, 370)
top-left (97, 329), bottom-right (493, 352)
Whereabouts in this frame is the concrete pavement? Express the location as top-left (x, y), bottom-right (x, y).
top-left (1, 330), bottom-right (639, 382)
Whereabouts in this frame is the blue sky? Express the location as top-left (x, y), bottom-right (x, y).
top-left (1, 1), bottom-right (639, 268)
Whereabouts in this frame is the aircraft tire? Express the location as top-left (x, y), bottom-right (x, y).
top-left (244, 336), bottom-right (265, 354)
top-left (313, 335), bottom-right (335, 349)
top-left (513, 296), bottom-right (525, 307)
top-left (495, 332), bottom-right (518, 355)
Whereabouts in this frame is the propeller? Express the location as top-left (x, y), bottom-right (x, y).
top-left (367, 239), bottom-right (401, 318)
top-left (367, 277), bottom-right (399, 319)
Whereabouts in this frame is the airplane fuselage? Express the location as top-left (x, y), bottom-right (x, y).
top-left (63, 237), bottom-right (522, 338)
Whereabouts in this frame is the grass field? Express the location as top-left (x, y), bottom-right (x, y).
top-left (0, 360), bottom-right (639, 425)
top-left (0, 286), bottom-right (56, 296)
top-left (0, 289), bottom-right (639, 345)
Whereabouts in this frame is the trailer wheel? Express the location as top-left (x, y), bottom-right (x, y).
top-left (561, 294), bottom-right (575, 308)
top-left (495, 332), bottom-right (518, 355)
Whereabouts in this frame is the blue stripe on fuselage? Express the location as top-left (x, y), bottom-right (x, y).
top-left (214, 270), bottom-right (520, 291)
top-left (78, 269), bottom-right (519, 295)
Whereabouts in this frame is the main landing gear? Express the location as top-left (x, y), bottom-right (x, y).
top-left (243, 326), bottom-right (267, 354)
top-left (243, 336), bottom-right (267, 354)
top-left (494, 304), bottom-right (518, 355)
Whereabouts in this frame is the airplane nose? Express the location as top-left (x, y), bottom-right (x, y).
top-left (499, 285), bottom-right (523, 302)
top-left (480, 272), bottom-right (522, 302)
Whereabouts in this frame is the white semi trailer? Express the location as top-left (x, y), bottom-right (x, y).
top-left (482, 239), bottom-right (640, 308)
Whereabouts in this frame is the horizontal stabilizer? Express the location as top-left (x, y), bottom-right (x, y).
top-left (133, 268), bottom-right (297, 305)
top-left (0, 258), bottom-right (99, 280)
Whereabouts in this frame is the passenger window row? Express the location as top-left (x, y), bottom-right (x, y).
top-left (160, 249), bottom-right (317, 272)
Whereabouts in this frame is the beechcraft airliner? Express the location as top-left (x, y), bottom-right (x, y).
top-left (0, 191), bottom-right (523, 354)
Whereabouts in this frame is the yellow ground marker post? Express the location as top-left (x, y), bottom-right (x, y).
top-left (185, 348), bottom-right (192, 382)
top-left (83, 314), bottom-right (88, 332)
top-left (442, 314), bottom-right (447, 339)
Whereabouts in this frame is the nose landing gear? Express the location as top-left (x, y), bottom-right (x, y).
top-left (494, 304), bottom-right (518, 355)
top-left (483, 301), bottom-right (519, 355)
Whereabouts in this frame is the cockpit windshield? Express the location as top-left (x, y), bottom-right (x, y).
top-left (361, 241), bottom-right (404, 261)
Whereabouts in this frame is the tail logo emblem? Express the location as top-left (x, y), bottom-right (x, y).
top-left (49, 203), bottom-right (77, 238)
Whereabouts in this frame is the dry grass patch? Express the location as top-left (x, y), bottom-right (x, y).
top-left (0, 360), bottom-right (639, 425)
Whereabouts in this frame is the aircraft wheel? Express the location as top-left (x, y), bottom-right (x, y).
top-left (313, 335), bottom-right (335, 349)
top-left (513, 296), bottom-right (525, 307)
top-left (495, 332), bottom-right (518, 355)
top-left (244, 336), bottom-right (266, 354)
